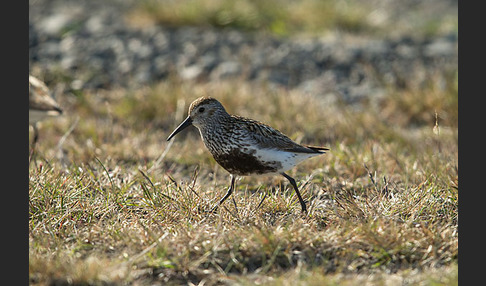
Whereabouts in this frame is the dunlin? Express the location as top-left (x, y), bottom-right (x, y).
top-left (29, 75), bottom-right (63, 144)
top-left (167, 97), bottom-right (328, 214)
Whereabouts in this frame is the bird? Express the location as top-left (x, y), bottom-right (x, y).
top-left (166, 96), bottom-right (328, 214)
top-left (29, 75), bottom-right (63, 145)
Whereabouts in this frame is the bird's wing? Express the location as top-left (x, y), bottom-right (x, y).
top-left (234, 116), bottom-right (327, 154)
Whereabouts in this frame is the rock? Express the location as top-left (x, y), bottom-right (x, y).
top-left (210, 61), bottom-right (242, 80)
top-left (29, 0), bottom-right (457, 105)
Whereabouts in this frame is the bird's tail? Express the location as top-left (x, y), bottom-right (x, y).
top-left (305, 145), bottom-right (330, 153)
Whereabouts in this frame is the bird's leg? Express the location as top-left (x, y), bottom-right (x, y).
top-left (33, 124), bottom-right (40, 146)
top-left (210, 175), bottom-right (236, 212)
top-left (281, 172), bottom-right (307, 214)
top-left (29, 124), bottom-right (39, 168)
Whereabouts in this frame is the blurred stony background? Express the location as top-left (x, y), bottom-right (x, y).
top-left (29, 0), bottom-right (457, 104)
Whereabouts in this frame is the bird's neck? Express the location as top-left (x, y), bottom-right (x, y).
top-left (198, 116), bottom-right (234, 154)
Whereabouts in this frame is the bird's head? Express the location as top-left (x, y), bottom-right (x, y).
top-left (167, 97), bottom-right (227, 141)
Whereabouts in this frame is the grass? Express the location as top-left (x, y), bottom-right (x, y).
top-left (29, 67), bottom-right (457, 285)
top-left (125, 0), bottom-right (457, 38)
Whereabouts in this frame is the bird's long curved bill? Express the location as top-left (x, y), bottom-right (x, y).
top-left (167, 117), bottom-right (193, 141)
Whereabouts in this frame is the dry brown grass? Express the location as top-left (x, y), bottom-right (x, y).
top-left (29, 74), bottom-right (457, 285)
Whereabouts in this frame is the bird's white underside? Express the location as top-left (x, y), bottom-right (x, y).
top-left (253, 147), bottom-right (320, 173)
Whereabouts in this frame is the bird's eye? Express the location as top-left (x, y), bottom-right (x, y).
top-left (198, 107), bottom-right (205, 113)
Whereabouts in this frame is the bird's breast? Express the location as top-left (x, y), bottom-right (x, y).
top-left (211, 147), bottom-right (283, 176)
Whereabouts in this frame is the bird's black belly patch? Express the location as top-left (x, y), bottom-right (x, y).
top-left (212, 149), bottom-right (281, 175)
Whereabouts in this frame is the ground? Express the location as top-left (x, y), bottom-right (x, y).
top-left (29, 77), bottom-right (457, 285)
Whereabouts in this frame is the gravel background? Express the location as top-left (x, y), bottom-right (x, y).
top-left (29, 0), bottom-right (458, 104)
